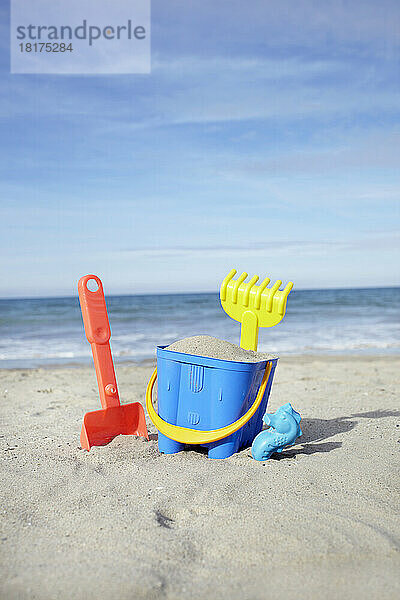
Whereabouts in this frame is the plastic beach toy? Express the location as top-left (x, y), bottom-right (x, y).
top-left (251, 403), bottom-right (302, 461)
top-left (145, 268), bottom-right (295, 459)
top-left (220, 269), bottom-right (293, 351)
top-left (78, 275), bottom-right (148, 450)
top-left (146, 352), bottom-right (276, 458)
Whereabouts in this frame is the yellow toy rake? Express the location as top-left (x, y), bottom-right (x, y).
top-left (220, 269), bottom-right (294, 351)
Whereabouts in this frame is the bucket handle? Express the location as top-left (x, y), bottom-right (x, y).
top-left (145, 362), bottom-right (272, 445)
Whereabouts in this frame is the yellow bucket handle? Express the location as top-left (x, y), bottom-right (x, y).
top-left (145, 362), bottom-right (272, 445)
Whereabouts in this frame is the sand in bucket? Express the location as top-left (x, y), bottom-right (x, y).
top-left (166, 335), bottom-right (276, 362)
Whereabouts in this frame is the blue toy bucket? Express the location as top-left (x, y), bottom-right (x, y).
top-left (150, 346), bottom-right (278, 459)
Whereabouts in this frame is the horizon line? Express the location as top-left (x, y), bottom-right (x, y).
top-left (0, 284), bottom-right (399, 302)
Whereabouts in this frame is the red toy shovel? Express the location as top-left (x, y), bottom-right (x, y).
top-left (78, 275), bottom-right (149, 450)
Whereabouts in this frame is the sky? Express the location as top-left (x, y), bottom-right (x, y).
top-left (0, 0), bottom-right (399, 297)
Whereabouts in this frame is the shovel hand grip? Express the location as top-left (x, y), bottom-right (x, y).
top-left (78, 275), bottom-right (111, 345)
top-left (78, 275), bottom-right (120, 409)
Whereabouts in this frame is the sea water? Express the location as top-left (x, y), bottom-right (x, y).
top-left (0, 287), bottom-right (399, 368)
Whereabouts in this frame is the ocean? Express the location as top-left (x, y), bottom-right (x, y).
top-left (0, 287), bottom-right (399, 368)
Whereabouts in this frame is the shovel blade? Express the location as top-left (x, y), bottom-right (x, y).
top-left (80, 402), bottom-right (149, 450)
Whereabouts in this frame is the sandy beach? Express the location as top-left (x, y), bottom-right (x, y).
top-left (1, 355), bottom-right (399, 599)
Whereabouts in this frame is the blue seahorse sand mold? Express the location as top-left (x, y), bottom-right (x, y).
top-left (251, 402), bottom-right (302, 461)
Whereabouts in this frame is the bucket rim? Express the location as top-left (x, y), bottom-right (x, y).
top-left (157, 345), bottom-right (278, 371)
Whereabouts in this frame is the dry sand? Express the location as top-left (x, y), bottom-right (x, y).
top-left (1, 355), bottom-right (399, 600)
top-left (166, 335), bottom-right (275, 362)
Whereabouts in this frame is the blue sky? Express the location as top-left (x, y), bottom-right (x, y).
top-left (0, 0), bottom-right (399, 297)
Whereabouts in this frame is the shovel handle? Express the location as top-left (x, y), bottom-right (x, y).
top-left (78, 275), bottom-right (120, 409)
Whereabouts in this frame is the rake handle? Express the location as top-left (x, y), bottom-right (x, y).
top-left (240, 311), bottom-right (259, 351)
top-left (78, 275), bottom-right (120, 410)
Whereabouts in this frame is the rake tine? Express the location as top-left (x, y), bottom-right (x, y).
top-left (242, 275), bottom-right (259, 307)
top-left (278, 282), bottom-right (294, 315)
top-left (254, 277), bottom-right (270, 309)
top-left (232, 272), bottom-right (248, 303)
top-left (220, 269), bottom-right (237, 301)
top-left (266, 280), bottom-right (282, 312)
